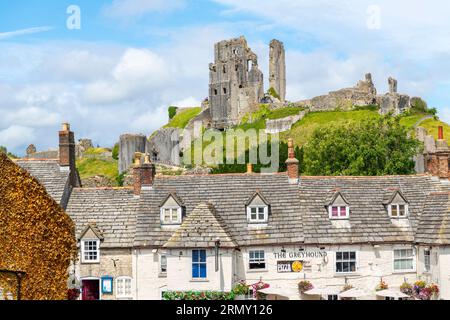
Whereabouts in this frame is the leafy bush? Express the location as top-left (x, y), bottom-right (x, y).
top-left (162, 291), bottom-right (235, 300)
top-left (168, 106), bottom-right (178, 120)
top-left (112, 143), bottom-right (119, 160)
top-left (232, 281), bottom-right (249, 295)
top-left (302, 116), bottom-right (420, 176)
top-left (410, 97), bottom-right (428, 113)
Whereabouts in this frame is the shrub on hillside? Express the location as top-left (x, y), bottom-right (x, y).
top-left (302, 116), bottom-right (421, 176)
top-left (168, 106), bottom-right (178, 120)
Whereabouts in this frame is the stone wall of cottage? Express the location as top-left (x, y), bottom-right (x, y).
top-left (76, 248), bottom-right (133, 300)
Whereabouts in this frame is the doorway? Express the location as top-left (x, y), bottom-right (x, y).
top-left (81, 279), bottom-right (100, 300)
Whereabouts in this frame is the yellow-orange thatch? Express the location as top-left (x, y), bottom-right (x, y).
top-left (0, 152), bottom-right (76, 300)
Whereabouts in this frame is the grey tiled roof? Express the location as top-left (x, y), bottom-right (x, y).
top-left (66, 188), bottom-right (139, 248)
top-left (135, 173), bottom-right (303, 248)
top-left (163, 202), bottom-right (237, 248)
top-left (298, 175), bottom-right (446, 244)
top-left (15, 159), bottom-right (71, 207)
top-left (416, 192), bottom-right (450, 245)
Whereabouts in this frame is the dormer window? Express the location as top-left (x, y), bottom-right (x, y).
top-left (161, 207), bottom-right (182, 224)
top-left (160, 193), bottom-right (184, 226)
top-left (79, 224), bottom-right (103, 264)
top-left (246, 191), bottom-right (270, 224)
top-left (327, 191), bottom-right (350, 220)
top-left (389, 204), bottom-right (408, 218)
top-left (384, 190), bottom-right (409, 219)
top-left (329, 205), bottom-right (349, 219)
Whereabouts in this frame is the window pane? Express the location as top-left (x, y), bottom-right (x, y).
top-left (258, 207), bottom-right (264, 214)
top-left (336, 262), bottom-right (343, 272)
top-left (192, 264), bottom-right (199, 278)
top-left (251, 213), bottom-right (257, 220)
top-left (258, 213), bottom-right (265, 220)
top-left (251, 208), bottom-right (257, 214)
top-left (343, 252), bottom-right (349, 260)
top-left (200, 263), bottom-right (207, 278)
top-left (399, 205), bottom-right (405, 216)
top-left (336, 252), bottom-right (342, 260)
top-left (200, 250), bottom-right (206, 262)
top-left (391, 206), bottom-right (398, 216)
top-left (340, 207), bottom-right (347, 217)
top-left (193, 250), bottom-right (199, 262)
top-left (332, 207), bottom-right (338, 217)
top-left (350, 252), bottom-right (356, 260)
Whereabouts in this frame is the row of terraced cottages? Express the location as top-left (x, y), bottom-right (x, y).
top-left (16, 124), bottom-right (450, 300)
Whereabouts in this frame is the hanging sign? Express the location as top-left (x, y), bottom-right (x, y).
top-left (277, 260), bottom-right (305, 273)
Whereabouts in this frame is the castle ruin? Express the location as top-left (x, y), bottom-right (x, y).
top-left (209, 36), bottom-right (265, 129)
top-left (269, 39), bottom-right (286, 102)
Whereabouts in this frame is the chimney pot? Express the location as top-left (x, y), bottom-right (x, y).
top-left (133, 154), bottom-right (155, 196)
top-left (247, 163), bottom-right (253, 174)
top-left (62, 123), bottom-right (70, 132)
top-left (134, 152), bottom-right (142, 166)
top-left (438, 126), bottom-right (444, 140)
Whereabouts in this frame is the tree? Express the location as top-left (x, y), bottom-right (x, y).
top-left (302, 117), bottom-right (420, 176)
top-left (168, 106), bottom-right (178, 120)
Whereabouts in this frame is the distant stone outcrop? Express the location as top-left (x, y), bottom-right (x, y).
top-left (296, 73), bottom-right (378, 111)
top-left (265, 111), bottom-right (307, 134)
top-left (119, 134), bottom-right (147, 174)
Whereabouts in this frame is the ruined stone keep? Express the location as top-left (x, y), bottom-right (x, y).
top-left (269, 39), bottom-right (286, 102)
top-left (209, 36), bottom-right (264, 129)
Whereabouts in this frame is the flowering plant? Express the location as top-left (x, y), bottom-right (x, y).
top-left (232, 280), bottom-right (249, 295)
top-left (400, 282), bottom-right (413, 296)
top-left (298, 280), bottom-right (314, 293)
top-left (342, 284), bottom-right (354, 292)
top-left (375, 280), bottom-right (388, 291)
top-left (251, 281), bottom-right (270, 300)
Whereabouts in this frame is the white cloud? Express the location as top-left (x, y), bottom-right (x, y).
top-left (0, 125), bottom-right (34, 149)
top-left (103, 0), bottom-right (185, 19)
top-left (0, 26), bottom-right (52, 40)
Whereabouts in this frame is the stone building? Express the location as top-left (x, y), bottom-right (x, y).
top-left (15, 125), bottom-right (450, 300)
top-left (269, 39), bottom-right (286, 102)
top-left (209, 36), bottom-right (264, 129)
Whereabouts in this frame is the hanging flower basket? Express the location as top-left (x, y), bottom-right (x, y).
top-left (375, 280), bottom-right (389, 291)
top-left (400, 282), bottom-right (414, 297)
top-left (298, 280), bottom-right (314, 293)
top-left (251, 281), bottom-right (270, 300)
top-left (342, 284), bottom-right (354, 292)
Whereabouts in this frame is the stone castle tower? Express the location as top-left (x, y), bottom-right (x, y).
top-left (269, 39), bottom-right (286, 102)
top-left (209, 36), bottom-right (264, 129)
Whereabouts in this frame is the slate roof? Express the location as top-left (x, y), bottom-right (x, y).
top-left (298, 175), bottom-right (447, 244)
top-left (15, 159), bottom-right (71, 207)
top-left (66, 188), bottom-right (139, 248)
top-left (163, 202), bottom-right (237, 249)
top-left (135, 173), bottom-right (303, 248)
top-left (416, 192), bottom-right (450, 245)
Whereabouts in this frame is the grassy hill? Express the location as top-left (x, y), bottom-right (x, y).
top-left (165, 107), bottom-right (202, 129)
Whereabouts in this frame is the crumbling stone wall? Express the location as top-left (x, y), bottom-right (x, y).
top-left (209, 36), bottom-right (264, 129)
top-left (265, 111), bottom-right (306, 134)
top-left (269, 39), bottom-right (286, 102)
top-left (119, 134), bottom-right (147, 174)
top-left (146, 128), bottom-right (181, 166)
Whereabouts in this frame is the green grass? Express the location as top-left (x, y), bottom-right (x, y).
top-left (76, 158), bottom-right (119, 184)
top-left (267, 107), bottom-right (303, 120)
top-left (165, 107), bottom-right (202, 129)
top-left (83, 147), bottom-right (110, 155)
top-left (281, 110), bottom-right (381, 147)
top-left (420, 118), bottom-right (450, 140)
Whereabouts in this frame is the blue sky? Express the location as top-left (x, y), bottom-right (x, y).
top-left (1, 0), bottom-right (450, 155)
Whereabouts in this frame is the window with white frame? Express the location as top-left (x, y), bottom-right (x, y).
top-left (393, 248), bottom-right (415, 272)
top-left (160, 207), bottom-right (182, 225)
top-left (160, 255), bottom-right (167, 274)
top-left (81, 239), bottom-right (100, 263)
top-left (247, 206), bottom-right (268, 223)
top-left (424, 250), bottom-right (431, 272)
top-left (249, 250), bottom-right (266, 270)
top-left (329, 205), bottom-right (349, 219)
top-left (116, 277), bottom-right (132, 299)
top-left (389, 204), bottom-right (408, 218)
top-left (335, 251), bottom-right (357, 273)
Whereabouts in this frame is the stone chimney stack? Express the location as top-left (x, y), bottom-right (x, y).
top-left (59, 123), bottom-right (75, 168)
top-left (133, 152), bottom-right (156, 196)
top-left (286, 138), bottom-right (299, 184)
top-left (59, 123), bottom-right (80, 188)
top-left (426, 127), bottom-right (450, 179)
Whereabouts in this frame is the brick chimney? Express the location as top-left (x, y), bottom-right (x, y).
top-left (285, 138), bottom-right (299, 184)
top-left (133, 152), bottom-right (156, 196)
top-left (59, 123), bottom-right (80, 188)
top-left (426, 126), bottom-right (450, 179)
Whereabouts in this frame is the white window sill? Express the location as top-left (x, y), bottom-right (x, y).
top-left (158, 273), bottom-right (167, 278)
top-left (392, 270), bottom-right (416, 274)
top-left (81, 261), bottom-right (100, 264)
top-left (190, 279), bottom-right (209, 283)
top-left (117, 296), bottom-right (133, 300)
top-left (247, 268), bottom-right (269, 273)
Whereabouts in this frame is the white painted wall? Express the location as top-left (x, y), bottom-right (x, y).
top-left (131, 244), bottom-right (450, 300)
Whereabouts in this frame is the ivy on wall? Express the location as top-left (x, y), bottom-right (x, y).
top-left (0, 153), bottom-right (77, 300)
